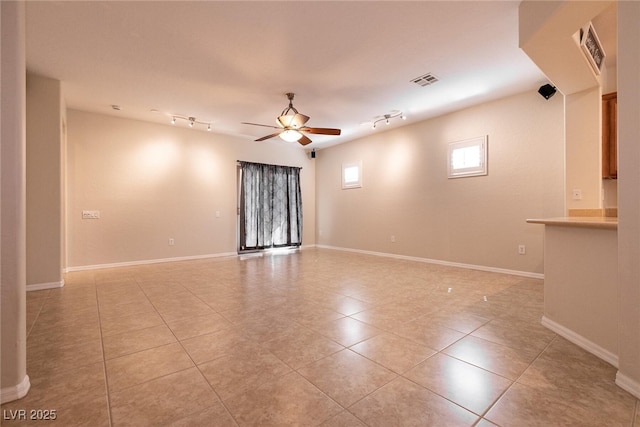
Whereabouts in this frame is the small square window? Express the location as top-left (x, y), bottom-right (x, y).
top-left (342, 161), bottom-right (362, 189)
top-left (448, 136), bottom-right (488, 178)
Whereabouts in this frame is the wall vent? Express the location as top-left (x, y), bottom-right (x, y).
top-left (411, 73), bottom-right (439, 87)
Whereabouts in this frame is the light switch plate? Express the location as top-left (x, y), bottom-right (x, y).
top-left (82, 210), bottom-right (100, 219)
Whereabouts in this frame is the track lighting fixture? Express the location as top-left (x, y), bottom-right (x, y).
top-left (170, 115), bottom-right (212, 131)
top-left (371, 111), bottom-right (406, 129)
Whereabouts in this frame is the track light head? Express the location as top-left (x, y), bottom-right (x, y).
top-left (371, 111), bottom-right (406, 129)
top-left (170, 115), bottom-right (212, 131)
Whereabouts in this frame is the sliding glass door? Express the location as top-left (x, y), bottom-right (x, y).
top-left (238, 161), bottom-right (302, 252)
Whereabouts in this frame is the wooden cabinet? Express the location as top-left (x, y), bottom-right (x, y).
top-left (602, 92), bottom-right (617, 179)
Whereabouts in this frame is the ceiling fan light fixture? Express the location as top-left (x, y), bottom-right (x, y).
top-left (277, 114), bottom-right (297, 128)
top-left (243, 93), bottom-right (341, 145)
top-left (280, 129), bottom-right (303, 142)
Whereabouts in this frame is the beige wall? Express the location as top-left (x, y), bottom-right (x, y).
top-left (520, 1), bottom-right (615, 212)
top-left (1, 0), bottom-right (29, 403)
top-left (542, 226), bottom-right (618, 361)
top-left (519, 0), bottom-right (639, 398)
top-left (26, 74), bottom-right (64, 287)
top-left (66, 110), bottom-right (315, 269)
top-left (616, 0), bottom-right (640, 399)
top-left (315, 90), bottom-right (565, 275)
top-left (519, 0), bottom-right (611, 95)
top-left (565, 86), bottom-right (603, 209)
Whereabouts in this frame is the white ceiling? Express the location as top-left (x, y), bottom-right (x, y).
top-left (26, 1), bottom-right (554, 148)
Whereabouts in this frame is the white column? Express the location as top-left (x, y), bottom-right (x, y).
top-left (0, 0), bottom-right (29, 403)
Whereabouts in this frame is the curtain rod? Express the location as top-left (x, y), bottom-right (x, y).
top-left (237, 160), bottom-right (302, 170)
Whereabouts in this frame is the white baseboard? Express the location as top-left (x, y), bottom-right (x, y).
top-left (615, 371), bottom-right (640, 399)
top-left (64, 252), bottom-right (237, 273)
top-left (541, 315), bottom-right (619, 367)
top-left (0, 375), bottom-right (30, 404)
top-left (63, 245), bottom-right (542, 279)
top-left (26, 280), bottom-right (64, 292)
top-left (316, 245), bottom-right (544, 279)
top-left (63, 245), bottom-right (322, 273)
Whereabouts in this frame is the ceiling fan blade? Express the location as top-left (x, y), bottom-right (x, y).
top-left (277, 113), bottom-right (310, 129)
top-left (255, 132), bottom-right (282, 142)
top-left (298, 134), bottom-right (313, 146)
top-left (242, 122), bottom-right (281, 129)
top-left (300, 127), bottom-right (341, 136)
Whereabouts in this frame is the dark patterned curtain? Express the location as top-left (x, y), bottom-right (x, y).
top-left (239, 161), bottom-right (303, 251)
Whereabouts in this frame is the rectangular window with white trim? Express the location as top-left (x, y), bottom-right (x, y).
top-left (342, 161), bottom-right (362, 189)
top-left (448, 136), bottom-right (488, 178)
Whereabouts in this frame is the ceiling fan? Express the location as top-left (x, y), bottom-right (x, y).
top-left (242, 93), bottom-right (341, 146)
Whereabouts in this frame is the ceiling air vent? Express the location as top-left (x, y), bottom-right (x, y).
top-left (411, 73), bottom-right (439, 87)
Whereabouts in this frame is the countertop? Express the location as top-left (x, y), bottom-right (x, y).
top-left (526, 217), bottom-right (618, 230)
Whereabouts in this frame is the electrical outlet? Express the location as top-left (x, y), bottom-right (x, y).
top-left (168, 238), bottom-right (175, 246)
top-left (518, 244), bottom-right (526, 255)
top-left (391, 235), bottom-right (396, 243)
top-left (572, 189), bottom-right (582, 200)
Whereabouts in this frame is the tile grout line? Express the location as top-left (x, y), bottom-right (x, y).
top-left (477, 333), bottom-right (560, 425)
top-left (54, 251), bottom-right (623, 426)
top-left (196, 308), bottom-right (372, 425)
top-left (136, 275), bottom-right (241, 426)
top-left (94, 276), bottom-right (115, 427)
top-left (357, 309), bottom-right (534, 425)
top-left (98, 277), bottom-right (170, 396)
top-left (25, 292), bottom-right (50, 339)
top-left (283, 285), bottom-right (500, 423)
top-left (422, 320), bottom-right (504, 423)
top-left (290, 357), bottom-right (378, 426)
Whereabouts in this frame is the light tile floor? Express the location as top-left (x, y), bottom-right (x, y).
top-left (2, 248), bottom-right (639, 426)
